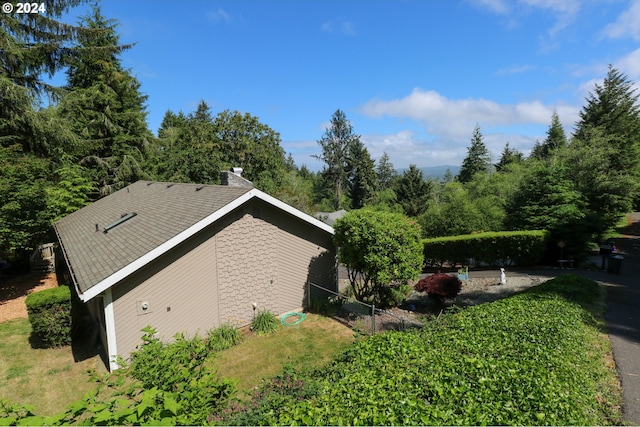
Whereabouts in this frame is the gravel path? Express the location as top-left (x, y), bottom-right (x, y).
top-left (335, 272), bottom-right (549, 333)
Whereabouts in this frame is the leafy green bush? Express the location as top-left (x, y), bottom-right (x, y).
top-left (423, 229), bottom-right (549, 267)
top-left (334, 209), bottom-right (423, 308)
top-left (217, 274), bottom-right (621, 426)
top-left (415, 273), bottom-right (461, 299)
top-left (207, 323), bottom-right (243, 351)
top-left (123, 326), bottom-right (235, 424)
top-left (251, 310), bottom-right (279, 335)
top-left (24, 285), bottom-right (71, 347)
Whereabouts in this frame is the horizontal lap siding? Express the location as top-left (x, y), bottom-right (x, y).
top-left (111, 226), bottom-right (219, 361)
top-left (257, 202), bottom-right (336, 314)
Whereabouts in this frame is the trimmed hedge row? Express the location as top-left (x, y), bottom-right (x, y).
top-left (423, 230), bottom-right (550, 267)
top-left (25, 285), bottom-right (72, 347)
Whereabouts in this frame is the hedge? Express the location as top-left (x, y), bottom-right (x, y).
top-left (25, 285), bottom-right (72, 347)
top-left (423, 230), bottom-right (549, 267)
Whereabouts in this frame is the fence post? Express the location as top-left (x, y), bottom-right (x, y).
top-left (372, 303), bottom-right (375, 335)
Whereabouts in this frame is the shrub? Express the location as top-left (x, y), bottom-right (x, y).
top-left (25, 285), bottom-right (71, 347)
top-left (423, 230), bottom-right (549, 267)
top-left (251, 310), bottom-right (279, 335)
top-left (207, 323), bottom-right (243, 351)
top-left (333, 209), bottom-right (422, 308)
top-left (415, 273), bottom-right (461, 299)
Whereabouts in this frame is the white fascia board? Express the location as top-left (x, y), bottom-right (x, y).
top-left (251, 189), bottom-right (335, 235)
top-left (80, 190), bottom-right (257, 302)
top-left (80, 188), bottom-right (334, 302)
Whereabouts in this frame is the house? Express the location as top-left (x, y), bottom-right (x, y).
top-left (54, 170), bottom-right (336, 370)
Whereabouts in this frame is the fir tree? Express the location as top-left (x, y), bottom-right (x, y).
top-left (457, 125), bottom-right (491, 183)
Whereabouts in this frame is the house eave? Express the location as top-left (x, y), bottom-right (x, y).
top-left (80, 188), bottom-right (334, 302)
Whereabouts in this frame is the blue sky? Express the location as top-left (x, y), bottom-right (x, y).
top-left (57, 0), bottom-right (640, 171)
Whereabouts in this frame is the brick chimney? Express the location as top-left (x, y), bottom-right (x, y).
top-left (220, 167), bottom-right (253, 188)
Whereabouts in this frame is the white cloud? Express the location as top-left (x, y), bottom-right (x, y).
top-left (616, 48), bottom-right (640, 79)
top-left (359, 88), bottom-right (579, 138)
top-left (602, 0), bottom-right (640, 41)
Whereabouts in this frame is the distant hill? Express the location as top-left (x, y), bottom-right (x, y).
top-left (396, 165), bottom-right (461, 180)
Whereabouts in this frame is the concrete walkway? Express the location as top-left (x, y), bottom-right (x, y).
top-left (603, 214), bottom-right (640, 425)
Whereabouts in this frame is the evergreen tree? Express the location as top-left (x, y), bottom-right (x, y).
top-left (58, 6), bottom-right (152, 196)
top-left (531, 111), bottom-right (567, 160)
top-left (376, 152), bottom-right (397, 190)
top-left (495, 142), bottom-right (523, 171)
top-left (395, 164), bottom-right (432, 217)
top-left (574, 65), bottom-right (640, 172)
top-left (457, 125), bottom-right (491, 183)
top-left (347, 140), bottom-right (377, 209)
top-left (0, 0), bottom-right (92, 153)
top-left (314, 109), bottom-right (360, 210)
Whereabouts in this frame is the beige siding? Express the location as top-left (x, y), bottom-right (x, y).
top-left (217, 213), bottom-right (277, 326)
top-left (111, 225), bottom-right (220, 360)
top-left (107, 200), bottom-right (335, 362)
top-left (258, 201), bottom-right (336, 313)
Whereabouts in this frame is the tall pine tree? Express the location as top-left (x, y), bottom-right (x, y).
top-left (314, 109), bottom-right (360, 210)
top-left (574, 66), bottom-right (640, 173)
top-left (57, 6), bottom-right (152, 196)
top-left (457, 125), bottom-right (491, 183)
top-left (0, 0), bottom-right (92, 153)
top-left (347, 140), bottom-right (377, 209)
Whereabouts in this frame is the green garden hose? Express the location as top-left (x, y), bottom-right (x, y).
top-left (280, 311), bottom-right (306, 326)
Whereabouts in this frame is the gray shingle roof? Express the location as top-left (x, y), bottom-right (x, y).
top-left (54, 181), bottom-right (251, 294)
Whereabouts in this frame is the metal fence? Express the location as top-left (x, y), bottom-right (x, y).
top-left (306, 282), bottom-right (420, 335)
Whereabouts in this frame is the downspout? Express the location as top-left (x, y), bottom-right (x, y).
top-left (103, 288), bottom-right (119, 371)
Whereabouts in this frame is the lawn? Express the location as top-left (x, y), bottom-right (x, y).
top-left (214, 313), bottom-right (355, 397)
top-left (0, 318), bottom-right (106, 416)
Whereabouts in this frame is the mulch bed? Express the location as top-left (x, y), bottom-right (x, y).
top-left (0, 272), bottom-right (59, 322)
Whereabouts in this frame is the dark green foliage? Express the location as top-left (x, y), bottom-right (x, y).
top-left (505, 161), bottom-right (586, 230)
top-left (376, 151), bottom-right (397, 190)
top-left (347, 139), bottom-right (378, 209)
top-left (149, 104), bottom-right (286, 193)
top-left (530, 111), bottom-right (566, 160)
top-left (395, 164), bottom-right (433, 217)
top-left (575, 66), bottom-right (640, 173)
top-left (251, 310), bottom-right (280, 335)
top-left (25, 285), bottom-right (72, 347)
top-left (314, 109), bottom-right (361, 210)
top-left (495, 142), bottom-right (524, 171)
top-left (0, 145), bottom-right (52, 260)
top-left (415, 273), bottom-right (461, 299)
top-left (423, 230), bottom-right (549, 267)
top-left (333, 209), bottom-right (422, 308)
top-left (214, 275), bottom-right (619, 426)
top-left (562, 128), bottom-right (638, 241)
top-left (0, 0), bottom-right (92, 153)
top-left (57, 6), bottom-right (152, 196)
top-left (457, 125), bottom-right (491, 183)
top-left (212, 109), bottom-right (287, 194)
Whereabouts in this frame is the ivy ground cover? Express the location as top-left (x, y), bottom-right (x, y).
top-left (222, 274), bottom-right (622, 426)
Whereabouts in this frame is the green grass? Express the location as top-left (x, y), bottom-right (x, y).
top-left (214, 313), bottom-right (355, 397)
top-left (0, 318), bottom-right (105, 416)
top-left (221, 275), bottom-right (624, 426)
